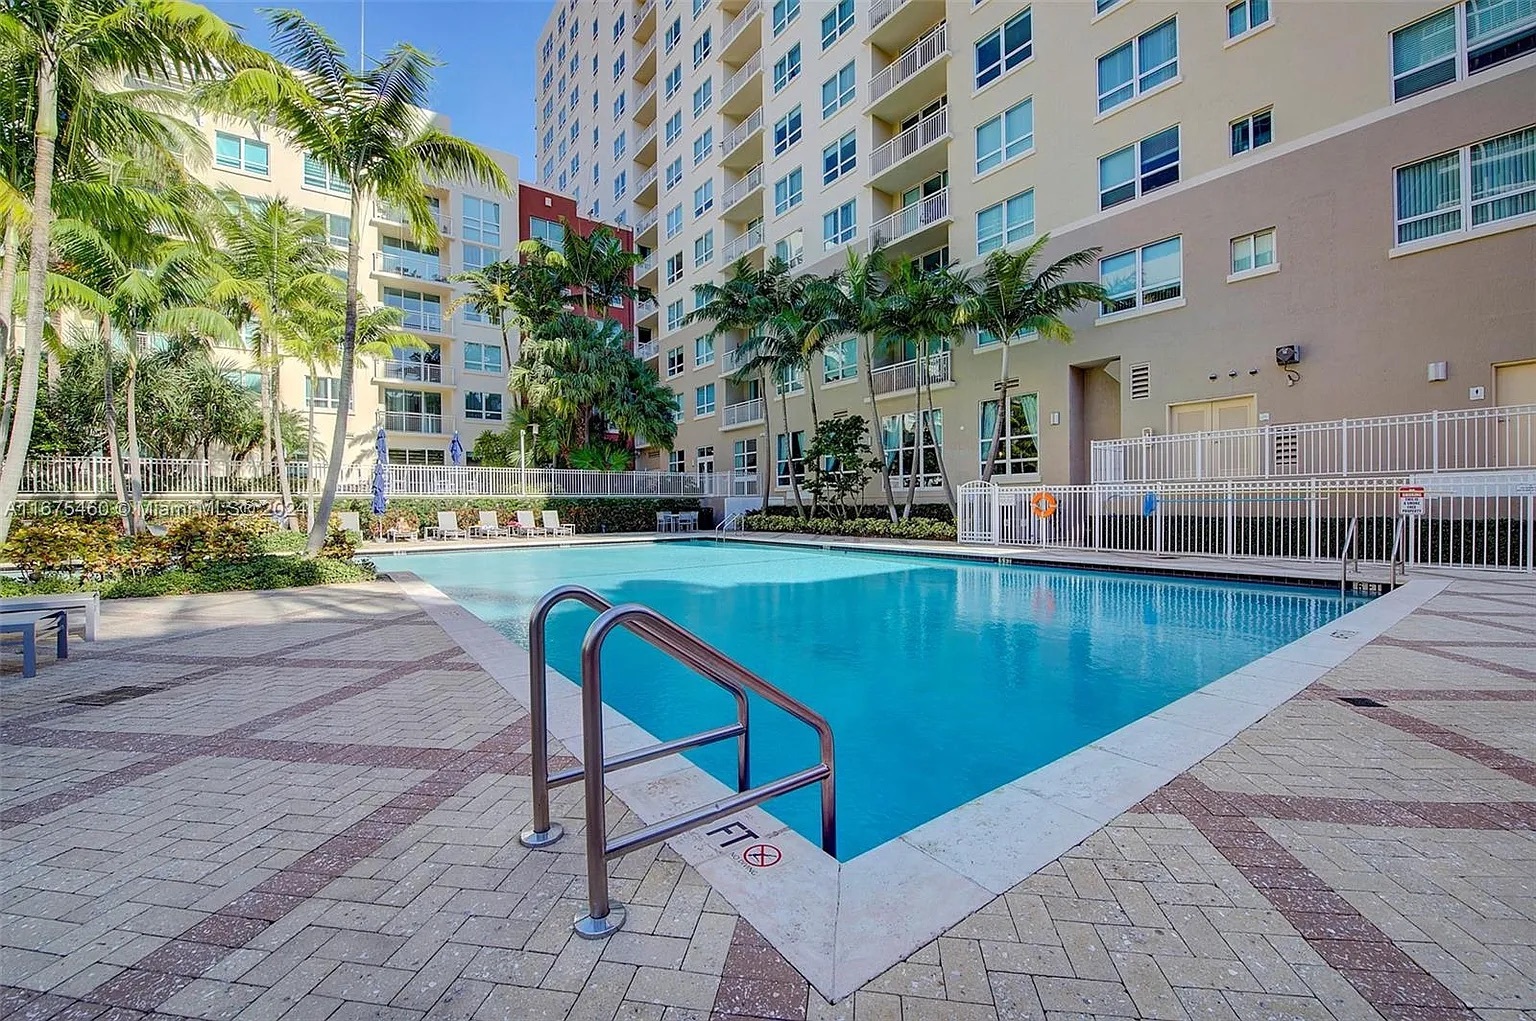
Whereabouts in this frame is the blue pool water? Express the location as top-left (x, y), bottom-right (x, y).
top-left (383, 541), bottom-right (1366, 859)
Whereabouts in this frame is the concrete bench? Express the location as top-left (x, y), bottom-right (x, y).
top-left (0, 593), bottom-right (99, 641)
top-left (0, 609), bottom-right (69, 678)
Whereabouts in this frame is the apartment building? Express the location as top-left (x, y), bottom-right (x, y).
top-left (535, 0), bottom-right (1536, 494)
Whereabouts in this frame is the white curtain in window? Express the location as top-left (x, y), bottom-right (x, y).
top-left (1470, 127), bottom-right (1536, 225)
top-left (1396, 152), bottom-right (1463, 241)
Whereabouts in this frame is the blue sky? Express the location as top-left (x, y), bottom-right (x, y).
top-left (207, 0), bottom-right (554, 173)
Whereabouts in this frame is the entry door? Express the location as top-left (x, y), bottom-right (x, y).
top-left (1168, 397), bottom-right (1258, 478)
top-left (1494, 360), bottom-right (1535, 468)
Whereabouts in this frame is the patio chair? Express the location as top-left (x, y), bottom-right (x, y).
top-left (0, 593), bottom-right (99, 642)
top-left (515, 510), bottom-right (548, 536)
top-left (426, 510), bottom-right (466, 540)
top-left (675, 511), bottom-right (699, 532)
top-left (656, 511), bottom-right (676, 532)
top-left (0, 608), bottom-right (69, 678)
top-left (337, 511), bottom-right (364, 539)
top-left (541, 510), bottom-right (576, 536)
top-left (471, 510), bottom-right (510, 538)
top-left (384, 519), bottom-right (419, 542)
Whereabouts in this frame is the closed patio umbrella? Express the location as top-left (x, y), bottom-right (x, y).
top-left (372, 427), bottom-right (388, 517)
top-left (449, 430), bottom-right (465, 466)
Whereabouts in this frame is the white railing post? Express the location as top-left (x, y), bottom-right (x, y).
top-left (1431, 409), bottom-right (1440, 473)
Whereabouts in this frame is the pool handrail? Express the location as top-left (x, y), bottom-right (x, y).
top-left (520, 584), bottom-right (753, 849)
top-left (573, 602), bottom-right (836, 939)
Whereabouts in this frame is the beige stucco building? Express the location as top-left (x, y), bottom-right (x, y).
top-left (535, 0), bottom-right (1536, 497)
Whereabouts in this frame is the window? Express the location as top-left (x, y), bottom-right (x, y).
top-left (696, 383), bottom-right (717, 415)
top-left (302, 154), bottom-right (348, 193)
top-left (1394, 127), bottom-right (1536, 245)
top-left (614, 13), bottom-right (626, 40)
top-left (694, 178), bottom-right (714, 215)
top-left (383, 287), bottom-right (443, 332)
top-left (773, 44), bottom-right (802, 92)
top-left (306, 210), bottom-right (350, 249)
top-left (1392, 2), bottom-right (1536, 102)
top-left (668, 450), bottom-right (686, 471)
top-left (463, 197), bottom-right (501, 245)
top-left (461, 242), bottom-right (498, 274)
top-left (821, 0), bottom-right (854, 48)
top-left (775, 230), bottom-right (804, 267)
top-left (694, 128), bottom-right (714, 165)
top-left (615, 131), bottom-right (627, 158)
top-left (693, 78), bottom-right (713, 116)
top-left (822, 130), bottom-right (856, 184)
top-left (693, 28), bottom-right (712, 67)
top-left (978, 394), bottom-right (1040, 476)
top-left (823, 336), bottom-right (857, 382)
top-left (665, 65), bottom-right (683, 99)
top-left (667, 204), bottom-right (684, 237)
top-left (1098, 125), bottom-right (1180, 209)
top-left (975, 98), bottom-right (1034, 174)
top-left (464, 391), bottom-right (504, 421)
top-left (695, 230), bottom-right (715, 266)
top-left (773, 106), bottom-right (803, 155)
top-left (667, 298), bottom-right (685, 330)
top-left (463, 342), bottom-right (504, 375)
top-left (666, 252), bottom-right (685, 284)
top-left (773, 169), bottom-right (803, 214)
top-left (975, 325), bottom-right (1034, 348)
top-left (614, 53), bottom-right (626, 79)
top-left (882, 410), bottom-right (943, 487)
top-left (976, 190), bottom-right (1035, 255)
top-left (697, 446), bottom-right (716, 474)
top-left (666, 156), bottom-right (684, 189)
top-left (695, 336), bottom-right (715, 367)
top-left (614, 93), bottom-right (627, 119)
top-left (1226, 0), bottom-right (1270, 39)
top-left (733, 438), bottom-right (759, 478)
top-left (1230, 108), bottom-right (1273, 155)
top-left (215, 132), bottom-right (269, 175)
top-left (666, 111), bottom-right (684, 146)
top-left (823, 199), bottom-right (856, 248)
top-left (694, 0), bottom-right (708, 18)
top-left (773, 0), bottom-right (800, 34)
top-left (304, 377), bottom-right (346, 410)
top-left (821, 62), bottom-right (856, 118)
top-left (665, 15), bottom-right (682, 51)
top-left (975, 8), bottom-right (1033, 89)
top-left (1230, 228), bottom-right (1277, 276)
top-left (611, 171), bottom-right (626, 201)
top-left (1099, 236), bottom-right (1183, 315)
top-left (529, 215), bottom-right (564, 250)
top-left (775, 431), bottom-right (807, 486)
top-left (1098, 17), bottom-right (1179, 113)
top-left (666, 345), bottom-right (686, 376)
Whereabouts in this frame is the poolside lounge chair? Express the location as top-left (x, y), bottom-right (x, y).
top-left (426, 511), bottom-right (466, 540)
top-left (541, 510), bottom-right (575, 536)
top-left (0, 593), bottom-right (99, 641)
top-left (337, 511), bottom-right (364, 539)
top-left (471, 510), bottom-right (510, 538)
top-left (384, 518), bottom-right (419, 542)
top-left (515, 510), bottom-right (548, 536)
top-left (1, 608), bottom-right (69, 677)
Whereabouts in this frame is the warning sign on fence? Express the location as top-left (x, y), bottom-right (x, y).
top-left (1398, 486), bottom-right (1426, 515)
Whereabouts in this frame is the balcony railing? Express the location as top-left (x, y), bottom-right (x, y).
top-left (635, 165), bottom-right (659, 194)
top-left (870, 188), bottom-right (949, 246)
top-left (722, 344), bottom-right (751, 374)
top-left (870, 350), bottom-right (951, 395)
top-left (637, 0), bottom-right (657, 23)
top-left (635, 78), bottom-right (658, 109)
top-left (636, 298), bottom-right (659, 320)
top-left (723, 0), bottom-right (763, 48)
top-left (633, 34), bottom-right (657, 68)
top-left (721, 164), bottom-right (764, 208)
top-left (384, 411), bottom-right (445, 434)
top-left (723, 51), bottom-right (763, 103)
top-left (870, 21), bottom-right (947, 104)
top-left (722, 397), bottom-right (766, 427)
top-left (374, 203), bottom-right (452, 236)
top-left (869, 0), bottom-right (910, 28)
top-left (871, 106), bottom-right (949, 175)
top-left (373, 250), bottom-right (449, 283)
top-left (379, 359), bottom-right (451, 385)
top-left (634, 207), bottom-right (660, 235)
top-left (636, 123), bottom-right (659, 150)
top-left (638, 252), bottom-right (659, 275)
top-left (721, 108), bottom-right (765, 154)
top-left (721, 223), bottom-right (766, 261)
top-left (389, 307), bottom-right (445, 333)
top-left (635, 339), bottom-right (659, 358)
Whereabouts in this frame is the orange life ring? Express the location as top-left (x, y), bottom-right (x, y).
top-left (1030, 491), bottom-right (1058, 518)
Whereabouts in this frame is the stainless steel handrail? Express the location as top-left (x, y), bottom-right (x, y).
top-left (1389, 515), bottom-right (1406, 587)
top-left (716, 509), bottom-right (747, 532)
top-left (1338, 517), bottom-right (1358, 596)
top-left (520, 584), bottom-right (751, 848)
top-left (574, 603), bottom-right (836, 939)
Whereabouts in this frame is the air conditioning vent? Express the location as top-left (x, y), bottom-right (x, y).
top-left (1273, 429), bottom-right (1299, 466)
top-left (1129, 361), bottom-right (1151, 400)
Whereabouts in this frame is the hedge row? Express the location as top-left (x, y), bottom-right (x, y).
top-left (335, 497), bottom-right (708, 535)
top-left (742, 513), bottom-right (957, 541)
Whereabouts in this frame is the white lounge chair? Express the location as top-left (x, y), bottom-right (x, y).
top-left (426, 511), bottom-right (466, 540)
top-left (541, 510), bottom-right (575, 536)
top-left (337, 511), bottom-right (364, 538)
top-left (0, 594), bottom-right (99, 642)
top-left (656, 511), bottom-right (676, 532)
top-left (515, 510), bottom-right (548, 536)
top-left (471, 510), bottom-right (510, 538)
top-left (1, 609), bottom-right (69, 677)
top-left (384, 518), bottom-right (419, 541)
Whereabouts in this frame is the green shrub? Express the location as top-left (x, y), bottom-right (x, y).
top-left (0, 575), bottom-right (89, 597)
top-left (257, 530), bottom-right (309, 555)
top-left (98, 556), bottom-right (376, 599)
top-left (332, 496), bottom-right (704, 534)
top-left (105, 534), bottom-right (173, 576)
top-left (165, 515), bottom-right (269, 566)
top-left (742, 513), bottom-right (957, 541)
top-left (3, 520), bottom-right (119, 580)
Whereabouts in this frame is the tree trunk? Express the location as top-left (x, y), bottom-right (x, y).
top-left (124, 341), bottom-right (145, 534)
top-left (273, 393), bottom-right (295, 524)
top-left (861, 333), bottom-right (898, 522)
top-left (306, 192), bottom-right (364, 555)
top-left (0, 53), bottom-right (60, 543)
top-left (257, 329), bottom-right (272, 470)
top-left (901, 348), bottom-right (927, 520)
top-left (99, 316), bottom-right (129, 531)
top-left (758, 370), bottom-right (772, 514)
top-left (981, 342), bottom-right (1012, 482)
top-left (924, 363), bottom-right (956, 516)
top-left (804, 365), bottom-right (821, 519)
top-left (0, 220), bottom-right (19, 428)
top-left (779, 384), bottom-right (805, 518)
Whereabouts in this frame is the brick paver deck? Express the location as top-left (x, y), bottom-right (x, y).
top-left (1, 570), bottom-right (1532, 1021)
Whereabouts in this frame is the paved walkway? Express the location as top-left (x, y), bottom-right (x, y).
top-left (0, 570), bottom-right (1532, 1021)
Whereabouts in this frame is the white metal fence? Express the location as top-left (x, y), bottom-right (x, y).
top-left (958, 476), bottom-right (1536, 572)
top-left (21, 456), bottom-right (760, 500)
top-left (1092, 404), bottom-right (1536, 482)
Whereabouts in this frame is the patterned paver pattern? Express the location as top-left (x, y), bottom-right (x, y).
top-left (1, 573), bottom-right (1532, 1021)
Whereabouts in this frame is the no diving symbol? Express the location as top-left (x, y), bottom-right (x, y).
top-left (742, 843), bottom-right (782, 868)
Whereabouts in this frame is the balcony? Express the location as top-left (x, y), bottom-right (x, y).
top-left (372, 250), bottom-right (451, 285)
top-left (635, 164), bottom-right (659, 204)
top-left (721, 0), bottom-right (763, 62)
top-left (633, 78), bottom-right (658, 124)
top-left (870, 188), bottom-right (950, 250)
top-left (377, 359), bottom-right (454, 387)
top-left (389, 307), bottom-right (445, 334)
top-left (869, 106), bottom-right (950, 193)
top-left (372, 203), bottom-right (453, 237)
top-left (636, 122), bottom-right (659, 164)
top-left (868, 0), bottom-right (938, 52)
top-left (871, 350), bottom-right (951, 396)
top-left (721, 51), bottom-right (763, 117)
top-left (720, 108), bottom-right (765, 169)
top-left (636, 298), bottom-right (660, 323)
top-left (635, 0), bottom-right (657, 41)
top-left (637, 251), bottom-right (659, 286)
top-left (383, 411), bottom-right (445, 435)
top-left (720, 343), bottom-right (753, 376)
top-left (720, 164), bottom-right (765, 219)
top-left (632, 34), bottom-right (657, 83)
top-left (634, 206), bottom-right (660, 239)
top-left (721, 222), bottom-right (766, 263)
top-left (722, 397), bottom-right (766, 428)
top-left (868, 21), bottom-right (949, 121)
top-left (635, 338), bottom-right (659, 359)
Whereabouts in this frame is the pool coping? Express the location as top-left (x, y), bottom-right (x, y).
top-left (383, 558), bottom-right (1448, 1002)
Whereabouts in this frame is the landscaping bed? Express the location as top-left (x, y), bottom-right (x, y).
top-left (742, 513), bottom-right (957, 541)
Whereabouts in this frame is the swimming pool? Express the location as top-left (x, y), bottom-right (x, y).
top-left (384, 540), bottom-right (1367, 859)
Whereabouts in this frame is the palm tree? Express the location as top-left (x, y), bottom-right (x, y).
top-left (205, 190), bottom-right (342, 514)
top-left (210, 10), bottom-right (509, 554)
top-left (0, 0), bottom-right (254, 541)
top-left (970, 236), bottom-right (1107, 481)
top-left (448, 259), bottom-right (517, 371)
top-left (555, 222), bottom-right (650, 318)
